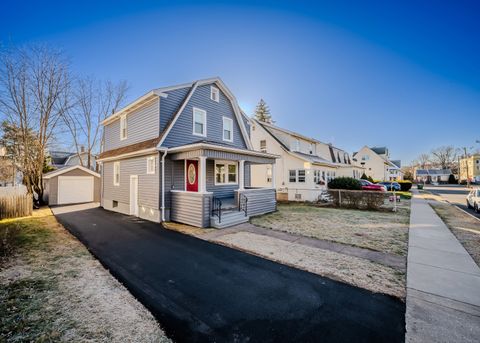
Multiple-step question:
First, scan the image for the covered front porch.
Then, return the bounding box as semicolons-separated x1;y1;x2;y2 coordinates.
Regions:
165;143;278;228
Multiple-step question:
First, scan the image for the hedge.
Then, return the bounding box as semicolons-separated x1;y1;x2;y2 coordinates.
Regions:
328;189;385;210
328;177;362;190
396;180;412;192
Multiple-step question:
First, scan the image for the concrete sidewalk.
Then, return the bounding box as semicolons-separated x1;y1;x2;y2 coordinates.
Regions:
406;191;480;342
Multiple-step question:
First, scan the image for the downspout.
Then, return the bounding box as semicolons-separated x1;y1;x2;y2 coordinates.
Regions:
161;149;168;222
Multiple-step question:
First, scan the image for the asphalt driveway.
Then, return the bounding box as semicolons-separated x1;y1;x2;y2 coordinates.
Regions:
53;204;405;343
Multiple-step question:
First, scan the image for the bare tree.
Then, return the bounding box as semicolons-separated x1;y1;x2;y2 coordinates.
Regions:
0;45;70;202
431;146;458;170
417;153;430;169
63;78;128;169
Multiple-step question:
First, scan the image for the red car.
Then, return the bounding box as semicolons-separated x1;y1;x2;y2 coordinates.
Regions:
359;179;387;192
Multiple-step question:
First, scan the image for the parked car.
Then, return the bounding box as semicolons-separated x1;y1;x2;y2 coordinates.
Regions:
359;179;387;192
466;187;480;213
378;181;401;191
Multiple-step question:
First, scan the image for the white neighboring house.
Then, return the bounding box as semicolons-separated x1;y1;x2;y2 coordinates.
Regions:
414;168;451;184
352;146;403;181
250;119;363;201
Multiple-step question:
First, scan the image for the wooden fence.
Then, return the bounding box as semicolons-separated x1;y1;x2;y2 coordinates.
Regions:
0;193;33;219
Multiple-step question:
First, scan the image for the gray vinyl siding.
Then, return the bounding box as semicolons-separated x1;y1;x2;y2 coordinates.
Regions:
104;98;160;151
162;83;247;149
160;87;190;132
206;159;238;198
239;188;276;217
161;158;184;210
170;191;211;227
103;154;159;209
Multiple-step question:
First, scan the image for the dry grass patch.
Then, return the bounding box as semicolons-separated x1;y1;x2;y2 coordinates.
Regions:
430;202;480;266
0;208;171;343
214;231;405;298
251;202;410;256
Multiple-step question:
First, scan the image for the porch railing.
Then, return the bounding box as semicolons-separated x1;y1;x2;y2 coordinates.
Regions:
211;196;222;223
239;193;248;217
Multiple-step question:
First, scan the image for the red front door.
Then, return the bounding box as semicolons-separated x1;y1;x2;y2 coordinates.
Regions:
186;160;198;192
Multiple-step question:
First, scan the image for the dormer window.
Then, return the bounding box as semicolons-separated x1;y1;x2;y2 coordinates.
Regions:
193;107;207;137
120;114;127;140
308;143;313;154
222;117;233;142
210;86;219;102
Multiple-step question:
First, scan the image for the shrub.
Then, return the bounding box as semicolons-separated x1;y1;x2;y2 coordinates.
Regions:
367;176;374;183
328;177;362;190
397;180;412;192
360;173;369;180
448;174;457;184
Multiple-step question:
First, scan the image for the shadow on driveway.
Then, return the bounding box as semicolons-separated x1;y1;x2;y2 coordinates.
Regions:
53;205;405;343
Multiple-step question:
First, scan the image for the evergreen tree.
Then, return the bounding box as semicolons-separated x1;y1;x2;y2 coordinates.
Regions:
360;173;369;180
254;99;273;123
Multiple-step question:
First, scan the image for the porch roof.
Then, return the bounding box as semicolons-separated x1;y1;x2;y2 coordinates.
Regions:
164;141;278;164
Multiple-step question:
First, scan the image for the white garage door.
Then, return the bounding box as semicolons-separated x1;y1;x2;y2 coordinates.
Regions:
57;176;94;204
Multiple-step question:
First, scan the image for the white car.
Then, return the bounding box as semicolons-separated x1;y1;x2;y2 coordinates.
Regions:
466;188;480;213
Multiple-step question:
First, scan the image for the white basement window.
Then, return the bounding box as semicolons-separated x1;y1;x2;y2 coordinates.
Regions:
146;156;156;174
223;117;233;142
113;162;120;186
193;107;207;137
210;86;220;102
120;114;127;140
215;161;237;185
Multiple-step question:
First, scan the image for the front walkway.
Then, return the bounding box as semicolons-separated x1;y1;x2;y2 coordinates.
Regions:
406;190;480;342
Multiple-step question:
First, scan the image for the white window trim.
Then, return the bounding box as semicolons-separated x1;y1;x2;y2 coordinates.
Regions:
113;161;120;186
214;160;238;185
288;169;297;183
120;114;127;140
146;156;156;174
210;86;220;102
192;107;207;137
222;117;233;142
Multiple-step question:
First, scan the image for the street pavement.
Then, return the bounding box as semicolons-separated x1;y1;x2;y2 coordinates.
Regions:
424;184;480;219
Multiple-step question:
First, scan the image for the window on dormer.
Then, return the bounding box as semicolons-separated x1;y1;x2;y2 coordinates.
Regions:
193;107;206;136
210;86;219;102
294;139;300;151
222;117;233;142
120;115;127;140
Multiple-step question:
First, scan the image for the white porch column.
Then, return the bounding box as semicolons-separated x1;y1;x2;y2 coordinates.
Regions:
239;160;245;190
199;156;207;193
271;163;276;188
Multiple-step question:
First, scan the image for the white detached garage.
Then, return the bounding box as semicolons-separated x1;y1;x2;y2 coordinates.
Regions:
43;165;101;205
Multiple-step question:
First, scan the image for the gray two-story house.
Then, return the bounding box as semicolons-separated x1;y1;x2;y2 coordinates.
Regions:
97;77;278;228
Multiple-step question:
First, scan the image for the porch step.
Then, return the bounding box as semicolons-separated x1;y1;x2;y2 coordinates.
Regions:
211;211;249;229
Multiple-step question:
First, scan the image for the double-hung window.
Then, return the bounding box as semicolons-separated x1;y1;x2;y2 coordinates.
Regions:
146;156;156;174
193;107;206;136
298;170;306;183
222;117;233;142
215;161;237;185
266;166;272;183
210;86;219;102
113;162;120;186
289;170;296;183
260;140;267;153
120;115;127;140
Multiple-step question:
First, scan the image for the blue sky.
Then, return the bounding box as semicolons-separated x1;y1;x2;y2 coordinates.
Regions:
1;0;479;163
